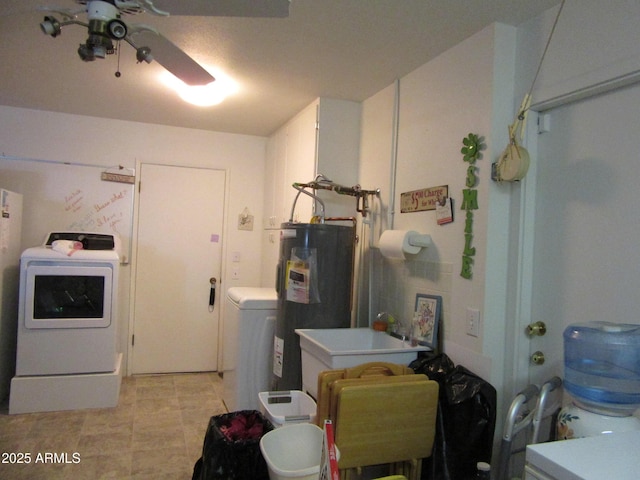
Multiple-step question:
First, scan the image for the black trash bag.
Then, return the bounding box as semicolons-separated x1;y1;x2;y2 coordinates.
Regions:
410;352;455;385
192;410;274;480
411;353;497;480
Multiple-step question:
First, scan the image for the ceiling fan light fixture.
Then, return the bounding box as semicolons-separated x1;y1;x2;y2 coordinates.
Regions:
107;19;128;40
40;16;62;37
77;43;95;61
136;46;153;64
92;44;108;59
178;84;226;107
161;69;239;107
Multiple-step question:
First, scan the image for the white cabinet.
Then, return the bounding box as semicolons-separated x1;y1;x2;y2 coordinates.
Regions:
283;101;317;224
263;97;361;228
260;229;280;289
263;127;287;229
260;97;361;287
314;98;361;219
263;101;316;228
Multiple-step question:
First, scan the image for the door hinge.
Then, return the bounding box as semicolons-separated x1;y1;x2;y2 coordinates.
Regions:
131;334;135;346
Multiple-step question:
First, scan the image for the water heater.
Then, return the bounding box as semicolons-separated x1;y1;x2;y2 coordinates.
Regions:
272;222;355;391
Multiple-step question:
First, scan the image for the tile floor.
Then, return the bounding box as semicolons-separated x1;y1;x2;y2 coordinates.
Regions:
0;372;228;479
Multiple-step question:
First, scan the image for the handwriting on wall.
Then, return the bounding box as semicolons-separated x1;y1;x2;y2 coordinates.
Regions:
0;156;134;261
63;187;130;237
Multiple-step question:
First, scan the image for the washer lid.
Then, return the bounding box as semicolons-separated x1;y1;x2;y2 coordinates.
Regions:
227;287;278;309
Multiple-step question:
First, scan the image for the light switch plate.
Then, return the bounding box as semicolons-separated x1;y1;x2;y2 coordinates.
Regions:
466;307;480;337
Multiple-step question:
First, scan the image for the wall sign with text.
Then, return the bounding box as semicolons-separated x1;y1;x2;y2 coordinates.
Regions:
400;185;449;213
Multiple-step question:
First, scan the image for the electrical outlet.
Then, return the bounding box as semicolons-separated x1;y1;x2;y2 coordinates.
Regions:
466;307;480;337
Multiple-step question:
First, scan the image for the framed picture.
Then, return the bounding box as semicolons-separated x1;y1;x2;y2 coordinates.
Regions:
413;294;441;349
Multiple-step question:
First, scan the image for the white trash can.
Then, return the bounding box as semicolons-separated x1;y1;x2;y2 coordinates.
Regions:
259;423;331;480
258;390;317;427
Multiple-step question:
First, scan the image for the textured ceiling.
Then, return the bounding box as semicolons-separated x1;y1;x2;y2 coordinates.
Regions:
0;1;560;137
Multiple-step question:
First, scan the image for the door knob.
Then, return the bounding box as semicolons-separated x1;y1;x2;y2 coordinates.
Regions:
527;321;547;337
531;351;545;365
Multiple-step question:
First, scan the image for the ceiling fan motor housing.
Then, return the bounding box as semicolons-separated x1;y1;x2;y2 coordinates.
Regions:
86;1;120;23
80;1;123;60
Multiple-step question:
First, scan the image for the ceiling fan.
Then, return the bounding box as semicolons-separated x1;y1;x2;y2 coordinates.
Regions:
38;0;290;85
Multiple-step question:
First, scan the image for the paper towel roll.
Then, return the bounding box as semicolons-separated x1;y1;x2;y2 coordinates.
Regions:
379;230;421;259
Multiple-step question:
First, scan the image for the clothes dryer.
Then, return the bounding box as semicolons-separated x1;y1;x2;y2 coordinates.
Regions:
15;240;119;376
10;232;122;414
222;287;277;411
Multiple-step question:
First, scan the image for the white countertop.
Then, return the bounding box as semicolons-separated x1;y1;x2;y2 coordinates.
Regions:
526;431;640;480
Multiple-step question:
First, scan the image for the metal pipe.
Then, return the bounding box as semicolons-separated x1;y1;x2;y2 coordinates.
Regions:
289;183;326;222
292;178;379;218
388;78;400;229
293;180;378;198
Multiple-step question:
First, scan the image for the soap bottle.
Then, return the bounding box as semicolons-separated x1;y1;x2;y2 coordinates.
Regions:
475;461;491;479
386;314;396;334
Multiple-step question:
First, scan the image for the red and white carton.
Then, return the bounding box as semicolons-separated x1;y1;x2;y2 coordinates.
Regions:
320;419;340;480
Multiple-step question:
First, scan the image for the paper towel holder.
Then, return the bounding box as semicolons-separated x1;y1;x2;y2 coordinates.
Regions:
379;229;432;259
407;232;431;248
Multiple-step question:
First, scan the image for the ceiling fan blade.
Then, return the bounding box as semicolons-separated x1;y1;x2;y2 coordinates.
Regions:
127;29;215;85
149;0;290;18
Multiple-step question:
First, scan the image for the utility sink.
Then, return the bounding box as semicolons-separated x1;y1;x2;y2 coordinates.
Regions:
295;328;429;398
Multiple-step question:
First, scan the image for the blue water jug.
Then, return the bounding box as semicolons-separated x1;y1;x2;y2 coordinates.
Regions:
564;321;640;414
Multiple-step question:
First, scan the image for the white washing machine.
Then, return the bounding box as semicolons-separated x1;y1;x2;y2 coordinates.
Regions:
222;287;277;412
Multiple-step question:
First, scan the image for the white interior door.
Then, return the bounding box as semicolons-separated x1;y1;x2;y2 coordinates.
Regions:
132;164;225;374
526;82;640;386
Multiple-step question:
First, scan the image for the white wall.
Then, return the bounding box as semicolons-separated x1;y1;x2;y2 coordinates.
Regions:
516;0;640;110
357;22;547;460
360;24;518;387
0;105;267;371
359;0;640;439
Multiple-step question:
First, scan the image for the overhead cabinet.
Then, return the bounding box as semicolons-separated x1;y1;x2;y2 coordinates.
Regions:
261;97;361;287
263;97;361;228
